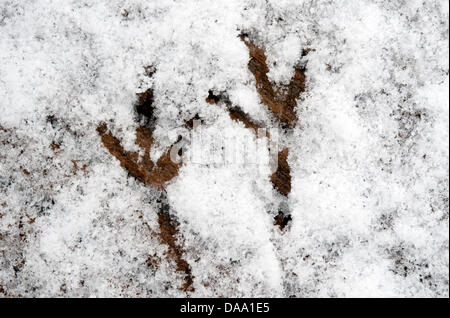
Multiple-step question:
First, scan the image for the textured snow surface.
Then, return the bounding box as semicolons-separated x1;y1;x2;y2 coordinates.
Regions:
0;0;448;297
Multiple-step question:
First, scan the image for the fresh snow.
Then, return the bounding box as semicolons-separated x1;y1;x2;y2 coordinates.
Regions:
0;0;448;297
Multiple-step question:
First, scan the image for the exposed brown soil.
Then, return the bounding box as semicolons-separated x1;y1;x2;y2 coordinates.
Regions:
271;148;291;196
274;211;292;231
240;35;306;128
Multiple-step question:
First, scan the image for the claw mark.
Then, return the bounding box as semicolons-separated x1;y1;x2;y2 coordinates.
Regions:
206;90;262;134
240;34;306;128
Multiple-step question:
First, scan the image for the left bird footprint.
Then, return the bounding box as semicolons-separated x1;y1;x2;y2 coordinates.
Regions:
97;87;195;292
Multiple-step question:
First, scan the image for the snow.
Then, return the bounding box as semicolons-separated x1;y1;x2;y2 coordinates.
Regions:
0;0;448;297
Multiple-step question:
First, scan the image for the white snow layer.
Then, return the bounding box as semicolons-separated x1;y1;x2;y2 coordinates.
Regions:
0;0;448;297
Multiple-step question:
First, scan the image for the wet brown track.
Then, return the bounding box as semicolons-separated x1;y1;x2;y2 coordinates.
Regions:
97;92;195;291
240;34;306;128
206;35;309;230
207;35;307;201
